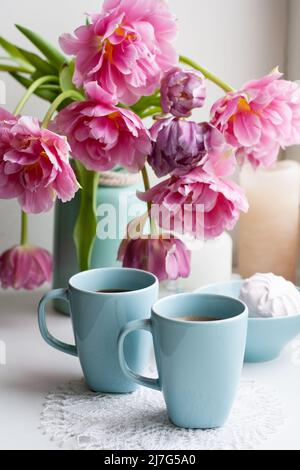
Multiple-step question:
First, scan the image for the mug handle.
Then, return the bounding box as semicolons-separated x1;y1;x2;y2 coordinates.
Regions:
118;319;161;391
38;289;78;357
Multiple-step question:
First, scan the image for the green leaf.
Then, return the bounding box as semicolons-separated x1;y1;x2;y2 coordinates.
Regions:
0;56;16;62
19;48;57;76
0;63;32;73
31;69;45;81
15;24;66;70
59;60;76;92
130;93;161;114
74;163;98;272
10;72;59;102
0;37;34;73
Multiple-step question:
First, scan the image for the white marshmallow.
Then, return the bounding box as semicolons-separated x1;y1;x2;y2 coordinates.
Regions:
239;273;300;318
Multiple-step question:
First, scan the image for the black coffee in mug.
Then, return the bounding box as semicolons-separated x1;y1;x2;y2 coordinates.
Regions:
177;316;221;322
97;289;133;293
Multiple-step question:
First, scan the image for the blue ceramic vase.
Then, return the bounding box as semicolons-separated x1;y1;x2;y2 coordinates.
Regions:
52;176;145;313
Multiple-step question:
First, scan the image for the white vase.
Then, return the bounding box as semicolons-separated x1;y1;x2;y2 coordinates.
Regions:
179;232;233;292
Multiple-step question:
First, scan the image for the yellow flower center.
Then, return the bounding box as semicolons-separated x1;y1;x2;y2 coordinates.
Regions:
105;41;114;63
99;24;137;64
237;98;252;113
108;112;120;129
229;97;254;123
115;26;126;37
40;150;48;159
24;150;48;177
108;111;120;120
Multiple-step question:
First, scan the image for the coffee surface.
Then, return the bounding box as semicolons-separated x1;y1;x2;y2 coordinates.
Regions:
176;316;221;322
96;289;132;293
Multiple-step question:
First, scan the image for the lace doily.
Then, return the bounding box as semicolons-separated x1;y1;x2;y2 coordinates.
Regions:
40;380;284;450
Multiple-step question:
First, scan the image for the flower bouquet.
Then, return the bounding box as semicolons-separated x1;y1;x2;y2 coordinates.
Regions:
1;0;300;289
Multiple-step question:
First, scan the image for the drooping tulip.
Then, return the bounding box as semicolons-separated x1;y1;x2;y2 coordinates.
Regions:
118;235;191;281
138;168;249;239
0;110;79;214
211;70;300;168
0;245;52;290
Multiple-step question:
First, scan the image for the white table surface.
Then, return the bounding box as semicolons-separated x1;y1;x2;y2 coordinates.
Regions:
0;289;300;450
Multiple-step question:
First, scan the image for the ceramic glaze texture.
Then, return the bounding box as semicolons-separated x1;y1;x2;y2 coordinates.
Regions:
119;294;248;429
39;268;158;393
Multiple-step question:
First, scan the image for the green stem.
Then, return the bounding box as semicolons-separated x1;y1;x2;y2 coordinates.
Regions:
20;211;28;245
74;162;99;272
140;107;162;119
179;55;234;93
14;77;61;250
14;75;59;115
142;166;156;234
41;91;86;272
41;90;84;128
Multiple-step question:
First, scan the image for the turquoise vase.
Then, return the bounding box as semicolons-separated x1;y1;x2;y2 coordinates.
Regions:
52;176;145;313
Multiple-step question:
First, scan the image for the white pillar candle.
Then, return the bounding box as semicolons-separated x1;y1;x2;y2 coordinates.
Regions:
179;232;233;292
238;160;300;282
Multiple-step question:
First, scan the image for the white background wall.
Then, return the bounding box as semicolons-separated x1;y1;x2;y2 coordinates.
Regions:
0;0;289;255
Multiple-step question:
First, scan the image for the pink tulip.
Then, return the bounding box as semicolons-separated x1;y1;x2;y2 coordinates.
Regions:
211;71;300;169
138;168;249;239
0;109;79;214
54;82;151;172
118;235;191;281
59;0;178;105
201;123;237;177
0;245;52;290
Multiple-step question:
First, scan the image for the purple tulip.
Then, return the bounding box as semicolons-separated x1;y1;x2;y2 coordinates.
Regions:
118;235;191;281
148;117;207;177
148;118;237;178
161;67;206;118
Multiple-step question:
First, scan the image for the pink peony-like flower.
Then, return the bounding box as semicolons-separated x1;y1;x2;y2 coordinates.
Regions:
0;108;19;198
201;123;237;177
59;0;178;105
54;82;151;172
0;245;52;290
118;235;191;281
148;118;236;178
0;109;79;214
138;168;249;239
211;71;300;169
161;67;206;118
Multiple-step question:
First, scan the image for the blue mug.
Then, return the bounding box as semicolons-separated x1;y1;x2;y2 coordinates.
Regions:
38;268;159;393
118;293;248;429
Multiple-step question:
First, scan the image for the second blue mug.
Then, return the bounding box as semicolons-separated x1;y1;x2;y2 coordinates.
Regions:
118;293;248;429
38;268;159;393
